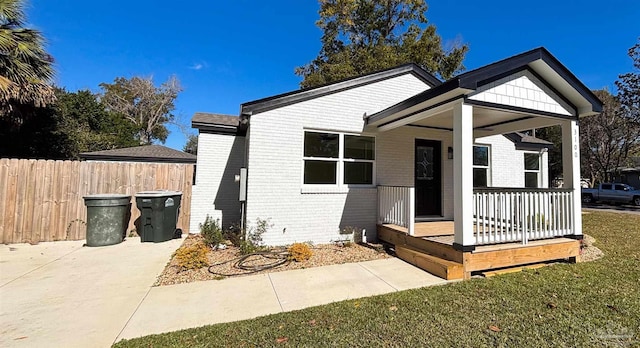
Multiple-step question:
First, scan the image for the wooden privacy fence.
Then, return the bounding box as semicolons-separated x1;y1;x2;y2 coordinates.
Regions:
0;158;194;244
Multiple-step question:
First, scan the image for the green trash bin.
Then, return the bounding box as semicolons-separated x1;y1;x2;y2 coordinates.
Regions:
83;194;131;247
135;190;182;243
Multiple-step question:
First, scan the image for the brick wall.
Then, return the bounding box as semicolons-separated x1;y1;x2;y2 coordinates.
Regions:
189;132;245;234
245;73;430;245
476;134;549;188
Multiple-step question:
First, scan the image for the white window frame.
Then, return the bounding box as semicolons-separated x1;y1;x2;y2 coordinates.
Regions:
472;144;491;188
523;152;541;188
302;130;376;192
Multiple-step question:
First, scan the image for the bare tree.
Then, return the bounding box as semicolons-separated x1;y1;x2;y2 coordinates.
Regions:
615;39;640;163
99;75;182;145
580;89;635;184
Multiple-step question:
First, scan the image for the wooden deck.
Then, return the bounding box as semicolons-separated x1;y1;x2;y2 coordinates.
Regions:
378;222;580;280
382;221;455;237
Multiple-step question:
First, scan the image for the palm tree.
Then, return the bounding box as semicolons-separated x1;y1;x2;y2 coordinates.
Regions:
0;0;55;122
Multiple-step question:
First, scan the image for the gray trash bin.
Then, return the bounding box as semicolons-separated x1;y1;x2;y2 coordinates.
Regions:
83;194;132;247
135;190;182;243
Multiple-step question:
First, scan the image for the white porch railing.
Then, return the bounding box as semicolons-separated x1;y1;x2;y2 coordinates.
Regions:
473;188;574;245
378;186;415;235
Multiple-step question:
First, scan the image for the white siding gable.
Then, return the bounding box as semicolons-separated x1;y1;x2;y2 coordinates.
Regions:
468;70;574;116
245;73;430;246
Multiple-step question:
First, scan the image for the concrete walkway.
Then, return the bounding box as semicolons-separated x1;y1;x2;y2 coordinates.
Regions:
1;238;448;347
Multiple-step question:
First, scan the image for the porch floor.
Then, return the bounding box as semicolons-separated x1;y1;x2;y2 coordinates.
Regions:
383;221;455;238
378;222;580;280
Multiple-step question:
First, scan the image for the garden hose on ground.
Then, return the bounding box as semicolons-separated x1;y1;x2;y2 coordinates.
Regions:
207;250;290;277
206;246;346;277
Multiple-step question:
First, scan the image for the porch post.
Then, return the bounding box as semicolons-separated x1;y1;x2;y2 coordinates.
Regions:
561;119;582;237
453;101;475;250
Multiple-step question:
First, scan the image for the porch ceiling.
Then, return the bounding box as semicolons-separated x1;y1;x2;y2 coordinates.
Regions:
409;106;548;130
381;103;565;137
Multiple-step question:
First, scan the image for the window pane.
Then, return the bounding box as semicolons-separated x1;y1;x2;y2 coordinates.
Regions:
473;146;489;166
344;162;373;185
473;168;488;187
304;160;336;184
524;153;540;170
602;184;612;190
525;172;538;188
304;132;338;158
344;135;375;160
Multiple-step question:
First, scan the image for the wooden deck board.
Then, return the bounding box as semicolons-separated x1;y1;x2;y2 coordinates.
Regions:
384;221;455;237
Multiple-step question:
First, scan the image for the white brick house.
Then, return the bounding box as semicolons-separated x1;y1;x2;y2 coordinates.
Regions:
190;47;601;253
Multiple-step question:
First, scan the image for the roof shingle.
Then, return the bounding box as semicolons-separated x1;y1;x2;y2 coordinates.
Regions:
79;145;196;163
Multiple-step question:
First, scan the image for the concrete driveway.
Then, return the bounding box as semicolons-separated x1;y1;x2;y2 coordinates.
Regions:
0;237;183;347
1;238;448;347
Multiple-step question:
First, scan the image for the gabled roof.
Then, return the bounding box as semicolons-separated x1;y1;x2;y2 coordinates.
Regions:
79;145;196;164
503;132;554;151
240;63;441;115
366;47;603;126
191;112;247;135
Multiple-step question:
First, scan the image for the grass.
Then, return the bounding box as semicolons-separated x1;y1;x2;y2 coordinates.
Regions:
114;212;640;347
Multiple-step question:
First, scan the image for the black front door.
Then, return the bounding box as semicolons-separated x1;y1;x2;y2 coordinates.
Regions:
415;139;442;217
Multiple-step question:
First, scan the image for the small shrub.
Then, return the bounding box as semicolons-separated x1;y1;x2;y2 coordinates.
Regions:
200;215;224;248
288;243;313;262
174;242;209;271
238;240;257;255
239;218;272;255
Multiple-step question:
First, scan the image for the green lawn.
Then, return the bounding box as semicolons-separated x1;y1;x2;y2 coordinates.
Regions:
114;212;640;347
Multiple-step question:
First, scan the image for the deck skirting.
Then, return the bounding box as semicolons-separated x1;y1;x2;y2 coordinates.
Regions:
378;223;580;280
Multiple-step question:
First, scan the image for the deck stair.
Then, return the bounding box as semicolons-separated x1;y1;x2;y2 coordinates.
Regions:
379;224;464;280
394;244;464;280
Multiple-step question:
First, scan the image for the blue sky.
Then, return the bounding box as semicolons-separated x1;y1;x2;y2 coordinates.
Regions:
29;1;639;150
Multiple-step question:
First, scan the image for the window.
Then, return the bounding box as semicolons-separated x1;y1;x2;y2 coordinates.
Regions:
303;132;338;184
473;145;490;187
303;131;375;186
524;153;540;188
615;184;628;191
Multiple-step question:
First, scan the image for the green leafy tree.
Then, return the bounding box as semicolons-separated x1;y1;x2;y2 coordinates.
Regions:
296;0;468;88
54;89;139;156
0;88;139;159
183;134;198;155
0;0;55;123
99;75;182;145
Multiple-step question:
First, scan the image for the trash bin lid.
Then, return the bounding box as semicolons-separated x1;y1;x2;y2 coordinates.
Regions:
83;194;131;207
83;194;131;200
135;190;182;198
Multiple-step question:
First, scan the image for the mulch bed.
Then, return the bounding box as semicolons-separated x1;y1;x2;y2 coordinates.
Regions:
154;234;391;286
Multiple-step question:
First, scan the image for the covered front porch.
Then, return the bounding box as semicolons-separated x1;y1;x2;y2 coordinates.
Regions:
365;48;602;279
